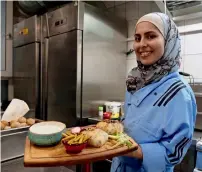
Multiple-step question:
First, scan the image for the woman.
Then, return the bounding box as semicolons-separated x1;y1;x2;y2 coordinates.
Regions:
111;13;197;172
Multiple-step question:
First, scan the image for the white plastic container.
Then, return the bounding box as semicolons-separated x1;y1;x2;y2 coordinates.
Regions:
104;102;121;114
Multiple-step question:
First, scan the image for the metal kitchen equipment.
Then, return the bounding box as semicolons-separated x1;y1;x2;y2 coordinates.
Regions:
41;2;127;126
3;1;126;167
2;16;42;162
12;1;126;127
179;71;195;85
195;92;202;131
194;138;202;171
1;127;30;162
191;83;202;131
180;72;202;131
13;15;41;119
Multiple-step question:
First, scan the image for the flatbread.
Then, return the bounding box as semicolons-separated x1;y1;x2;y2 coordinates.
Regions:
1;99;29;122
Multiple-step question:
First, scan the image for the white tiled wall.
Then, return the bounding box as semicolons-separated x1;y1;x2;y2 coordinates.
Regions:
105;1;202;83
115;3;126;20
125;1;139;21
138;1;152;18
127;19;137;39
184;32;202;55
103;1;115;8
104;1;161;76
176;18;202;83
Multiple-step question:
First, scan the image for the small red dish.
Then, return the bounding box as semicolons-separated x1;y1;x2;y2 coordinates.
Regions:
62;141;87;153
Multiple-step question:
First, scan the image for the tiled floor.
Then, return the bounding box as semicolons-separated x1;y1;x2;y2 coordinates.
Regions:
1;157;76;172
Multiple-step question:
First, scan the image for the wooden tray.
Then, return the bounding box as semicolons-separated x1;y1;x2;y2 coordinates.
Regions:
24;136;138;167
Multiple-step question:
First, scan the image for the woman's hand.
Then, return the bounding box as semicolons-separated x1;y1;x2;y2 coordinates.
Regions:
124;144;143;160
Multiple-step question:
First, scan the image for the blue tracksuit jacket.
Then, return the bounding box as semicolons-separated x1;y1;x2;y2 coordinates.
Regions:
111;72;197;172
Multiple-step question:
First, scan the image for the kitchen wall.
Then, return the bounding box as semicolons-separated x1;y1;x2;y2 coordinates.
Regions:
2;1;202;105
104;1;202;84
176;18;202;83
104;1;161;77
0;1;161;104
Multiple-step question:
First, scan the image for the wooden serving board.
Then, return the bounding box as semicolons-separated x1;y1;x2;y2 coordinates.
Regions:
24;136;138;167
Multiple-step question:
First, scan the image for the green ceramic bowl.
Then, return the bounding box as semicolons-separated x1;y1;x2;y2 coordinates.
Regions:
28;121;66;146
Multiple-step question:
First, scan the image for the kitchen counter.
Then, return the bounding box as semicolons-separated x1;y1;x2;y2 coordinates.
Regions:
87;116;102;123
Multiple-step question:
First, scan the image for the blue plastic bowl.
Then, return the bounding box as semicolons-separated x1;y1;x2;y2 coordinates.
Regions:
28;121;66;146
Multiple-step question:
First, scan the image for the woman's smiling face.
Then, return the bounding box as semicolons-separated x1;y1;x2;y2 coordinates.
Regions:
134;21;165;66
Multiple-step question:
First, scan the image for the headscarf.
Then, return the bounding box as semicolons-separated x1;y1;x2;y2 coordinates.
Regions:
126;12;181;93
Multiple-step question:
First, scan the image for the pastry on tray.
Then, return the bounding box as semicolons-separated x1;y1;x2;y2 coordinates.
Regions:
96;119;124;135
61;120;132;153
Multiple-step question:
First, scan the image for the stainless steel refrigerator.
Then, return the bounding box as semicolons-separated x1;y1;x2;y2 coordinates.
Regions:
13;15;41;119
13;2;127;127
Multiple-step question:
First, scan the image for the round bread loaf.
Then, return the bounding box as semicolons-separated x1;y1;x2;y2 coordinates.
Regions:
1;120;9;126
26;118;35;126
18;117;27;123
1;122;6;130
11;121;21;128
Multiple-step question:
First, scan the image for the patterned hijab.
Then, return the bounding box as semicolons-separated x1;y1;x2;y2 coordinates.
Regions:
126;12;181;93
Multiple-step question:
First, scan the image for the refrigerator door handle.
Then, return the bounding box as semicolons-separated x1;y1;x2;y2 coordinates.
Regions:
43;38;49;121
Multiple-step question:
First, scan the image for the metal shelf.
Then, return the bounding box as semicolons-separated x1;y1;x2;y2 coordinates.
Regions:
195;92;202;98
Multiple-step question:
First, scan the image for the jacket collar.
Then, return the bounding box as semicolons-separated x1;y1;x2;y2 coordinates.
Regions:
129;72;180;106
